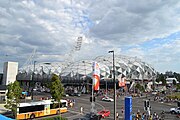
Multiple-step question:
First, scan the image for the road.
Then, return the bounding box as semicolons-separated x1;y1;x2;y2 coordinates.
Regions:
1;92;179;120
61;94;179;120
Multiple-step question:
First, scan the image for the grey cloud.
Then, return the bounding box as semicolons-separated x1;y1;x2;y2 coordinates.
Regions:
0;0;180;73
88;0;180;45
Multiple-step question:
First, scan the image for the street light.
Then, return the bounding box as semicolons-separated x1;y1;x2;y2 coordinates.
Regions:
108;50;116;120
40;66;44;82
31;61;36;100
43;62;51;82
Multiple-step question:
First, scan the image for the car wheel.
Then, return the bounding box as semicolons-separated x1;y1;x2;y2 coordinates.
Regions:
171;111;175;114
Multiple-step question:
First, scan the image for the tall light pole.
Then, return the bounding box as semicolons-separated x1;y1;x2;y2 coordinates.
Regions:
31;61;36;100
108;50;116;120
44;62;51;82
41;66;44;82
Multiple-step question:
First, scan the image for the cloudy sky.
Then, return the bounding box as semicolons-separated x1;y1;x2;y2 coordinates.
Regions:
0;0;180;73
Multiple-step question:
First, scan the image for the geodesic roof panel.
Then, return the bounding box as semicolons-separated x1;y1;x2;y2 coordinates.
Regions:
61;60;110;79
19;62;65;75
19;55;157;81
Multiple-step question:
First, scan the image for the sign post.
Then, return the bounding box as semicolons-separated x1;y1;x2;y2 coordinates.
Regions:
125;96;132;120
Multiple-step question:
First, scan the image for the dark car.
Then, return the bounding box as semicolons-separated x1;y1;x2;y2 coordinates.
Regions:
84;113;102;120
74;92;81;97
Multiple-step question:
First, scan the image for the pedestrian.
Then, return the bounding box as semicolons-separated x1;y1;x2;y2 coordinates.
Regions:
73;99;75;104
132;113;136;120
136;112;139;119
121;107;124;118
121;107;124;114
149;114;153;120
116;112;119;119
80;106;83;114
142;113;145;120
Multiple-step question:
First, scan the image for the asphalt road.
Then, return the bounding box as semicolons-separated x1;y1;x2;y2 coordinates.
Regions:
61;94;179;120
1;92;179;120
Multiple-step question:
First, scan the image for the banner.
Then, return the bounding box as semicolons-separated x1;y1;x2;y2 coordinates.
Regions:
92;62;100;91
118;74;126;87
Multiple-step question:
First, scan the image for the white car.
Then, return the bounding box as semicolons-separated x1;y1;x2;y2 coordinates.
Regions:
170;107;180;114
102;97;114;102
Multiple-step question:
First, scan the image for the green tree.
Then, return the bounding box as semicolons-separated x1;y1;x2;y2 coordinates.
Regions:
49;74;64;116
4;81;22;118
176;84;180;90
135;83;145;92
157;73;166;85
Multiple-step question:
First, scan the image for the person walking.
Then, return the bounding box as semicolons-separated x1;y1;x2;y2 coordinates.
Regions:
80;106;83;114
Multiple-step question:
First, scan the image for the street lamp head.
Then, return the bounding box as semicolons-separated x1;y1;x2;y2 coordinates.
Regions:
108;50;114;53
43;62;51;65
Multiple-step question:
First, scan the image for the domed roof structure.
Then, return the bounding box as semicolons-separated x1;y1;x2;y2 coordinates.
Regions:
18;55;157;81
61;60;110;79
19;62;65;75
95;55;156;80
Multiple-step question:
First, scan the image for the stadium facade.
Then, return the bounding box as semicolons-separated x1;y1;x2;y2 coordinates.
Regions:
17;55;157;85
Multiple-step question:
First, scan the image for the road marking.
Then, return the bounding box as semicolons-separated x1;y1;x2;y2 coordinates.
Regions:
95;102;105;110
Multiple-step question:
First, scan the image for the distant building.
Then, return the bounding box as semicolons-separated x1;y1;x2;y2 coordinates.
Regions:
166;77;179;84
0;62;18;101
2;62;18;85
0;85;6;101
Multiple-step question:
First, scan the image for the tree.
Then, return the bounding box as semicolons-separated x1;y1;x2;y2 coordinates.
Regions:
4;81;22;118
49;74;64;115
157;73;166;85
176;84;180;90
135;83;145;92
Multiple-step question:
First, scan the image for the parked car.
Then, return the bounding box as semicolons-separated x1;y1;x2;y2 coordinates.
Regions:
74;92;81;97
97;110;110;118
63;93;69;97
170;107;180;114
102;97;114;102
152;91;158;95
84;113;102;120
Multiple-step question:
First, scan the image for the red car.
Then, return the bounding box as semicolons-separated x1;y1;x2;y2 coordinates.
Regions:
98;110;110;118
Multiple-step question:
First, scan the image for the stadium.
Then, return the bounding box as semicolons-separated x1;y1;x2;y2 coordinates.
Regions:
17;55;157;91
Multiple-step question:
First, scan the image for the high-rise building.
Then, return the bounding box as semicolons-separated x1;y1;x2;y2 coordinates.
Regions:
2;61;18;85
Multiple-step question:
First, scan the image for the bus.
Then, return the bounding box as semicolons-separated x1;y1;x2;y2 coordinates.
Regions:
16;99;68;119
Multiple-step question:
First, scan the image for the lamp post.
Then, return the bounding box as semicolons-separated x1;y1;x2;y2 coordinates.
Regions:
44;62;51;82
31;61;36;100
41;66;44;82
108;50;116;120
